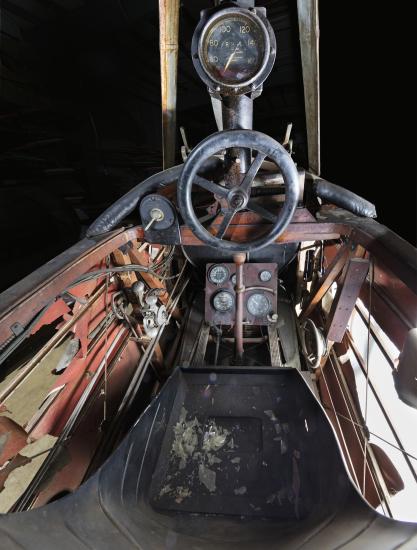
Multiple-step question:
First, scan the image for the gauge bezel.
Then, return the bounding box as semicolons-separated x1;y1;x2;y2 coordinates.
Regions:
246;292;271;317
192;7;276;96
212;289;235;312
208;264;230;285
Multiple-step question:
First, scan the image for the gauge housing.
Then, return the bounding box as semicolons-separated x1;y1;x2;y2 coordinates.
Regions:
212;290;235;312
208;264;230;285
192;6;276;97
246;292;271;317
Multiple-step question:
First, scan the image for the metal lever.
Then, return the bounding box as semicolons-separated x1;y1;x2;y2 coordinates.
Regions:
180;126;191;161
233;252;246;364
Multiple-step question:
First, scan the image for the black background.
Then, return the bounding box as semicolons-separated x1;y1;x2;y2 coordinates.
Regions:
320;2;416;245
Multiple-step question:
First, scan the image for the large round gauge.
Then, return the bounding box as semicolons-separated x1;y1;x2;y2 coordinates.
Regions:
213;290;235;312
247;292;270;317
192;7;276;94
201;14;266;85
208;264;229;285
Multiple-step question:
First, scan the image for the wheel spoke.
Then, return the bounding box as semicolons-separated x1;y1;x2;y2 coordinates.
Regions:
198;211;218;224
239;152;267;194
194;175;228;197
215;209;236;239
247;199;278;223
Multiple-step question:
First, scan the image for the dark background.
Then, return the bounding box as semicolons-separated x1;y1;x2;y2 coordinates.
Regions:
320;2;416;247
0;0;415;290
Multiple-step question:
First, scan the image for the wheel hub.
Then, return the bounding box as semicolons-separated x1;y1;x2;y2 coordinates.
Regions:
228;188;248;210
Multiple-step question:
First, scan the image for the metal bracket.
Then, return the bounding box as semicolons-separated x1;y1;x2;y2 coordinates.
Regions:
10;322;24;337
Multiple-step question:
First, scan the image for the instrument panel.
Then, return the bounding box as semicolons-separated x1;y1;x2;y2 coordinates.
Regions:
205;262;277;325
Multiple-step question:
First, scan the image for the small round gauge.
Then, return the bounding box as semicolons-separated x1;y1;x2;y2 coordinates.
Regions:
247;293;271;317
259;270;272;282
231;273;237;285
213;290;235;312
208;264;230;285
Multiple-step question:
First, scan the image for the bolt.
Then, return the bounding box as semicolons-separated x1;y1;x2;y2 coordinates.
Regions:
150;208;164;221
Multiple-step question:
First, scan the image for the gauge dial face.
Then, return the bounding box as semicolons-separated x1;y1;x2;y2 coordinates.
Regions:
208;264;230;285
201;14;266;85
247;293;270;317
259;270;272;282
213;290;235;312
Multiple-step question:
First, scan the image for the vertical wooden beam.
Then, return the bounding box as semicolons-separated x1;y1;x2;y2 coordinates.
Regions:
297;0;320;174
159;0;180;169
326;258;370;342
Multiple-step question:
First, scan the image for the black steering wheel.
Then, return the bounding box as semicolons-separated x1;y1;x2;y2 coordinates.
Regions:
177;129;299;253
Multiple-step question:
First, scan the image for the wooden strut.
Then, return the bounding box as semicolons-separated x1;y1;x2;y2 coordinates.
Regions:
326;257;370;343
300;243;350;321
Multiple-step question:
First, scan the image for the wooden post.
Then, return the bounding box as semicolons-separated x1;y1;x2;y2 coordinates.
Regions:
297;0;320;174
159;0;180;169
326;258;370;342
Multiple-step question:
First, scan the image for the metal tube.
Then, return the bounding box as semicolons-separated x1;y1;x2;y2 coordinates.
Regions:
213;337;267;344
233;253;246;363
159;0;180;169
222;95;253;173
221;95;253;130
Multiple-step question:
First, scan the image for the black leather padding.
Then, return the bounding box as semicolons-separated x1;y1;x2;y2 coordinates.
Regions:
0;367;415;550
86;157;222;237
314;179;377;218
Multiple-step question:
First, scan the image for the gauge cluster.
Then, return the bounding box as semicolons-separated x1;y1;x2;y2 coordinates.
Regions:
205;262;277;325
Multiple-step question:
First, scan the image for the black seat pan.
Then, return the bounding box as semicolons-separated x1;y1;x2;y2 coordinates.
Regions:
0;367;415;549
